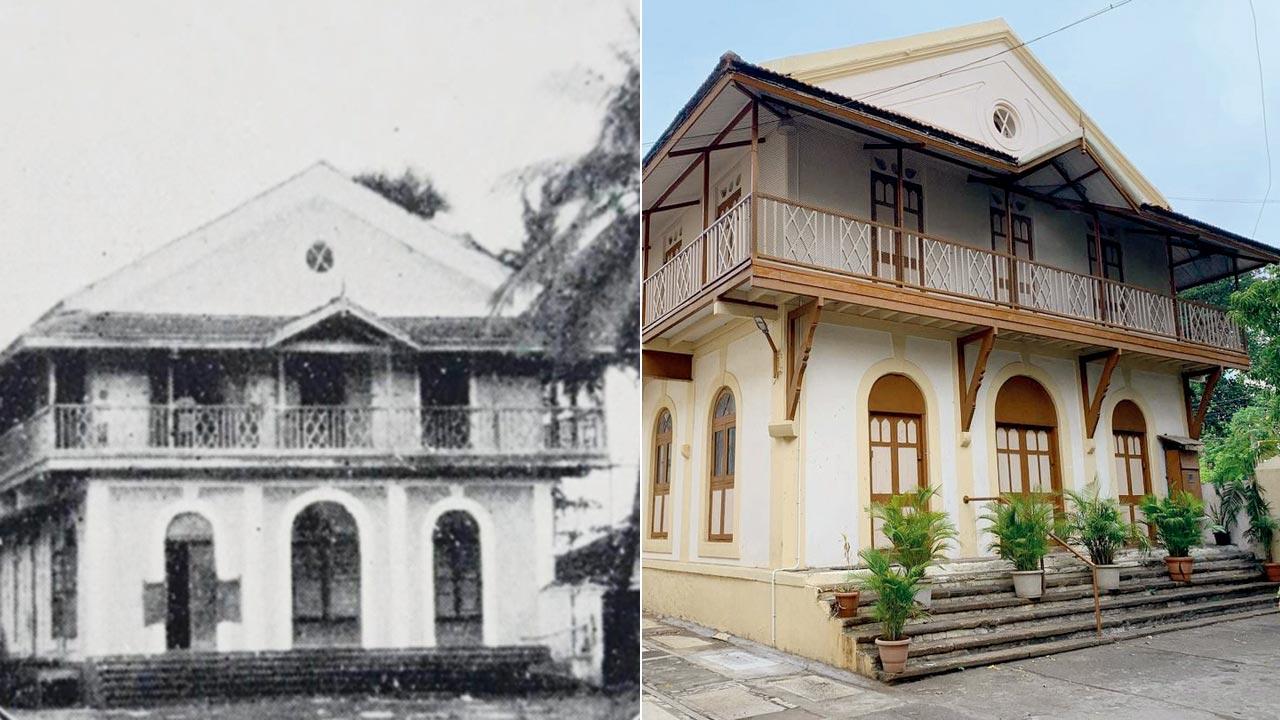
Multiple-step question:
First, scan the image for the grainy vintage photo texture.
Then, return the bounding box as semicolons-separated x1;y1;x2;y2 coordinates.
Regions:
0;1;640;717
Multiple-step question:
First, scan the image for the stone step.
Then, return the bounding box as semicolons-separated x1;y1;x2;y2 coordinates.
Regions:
825;557;1261;609
881;604;1279;682
840;568;1266;627
905;588;1277;660
846;579;1279;643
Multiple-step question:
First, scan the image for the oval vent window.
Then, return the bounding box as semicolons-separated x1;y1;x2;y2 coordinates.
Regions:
992;103;1019;140
306;241;335;273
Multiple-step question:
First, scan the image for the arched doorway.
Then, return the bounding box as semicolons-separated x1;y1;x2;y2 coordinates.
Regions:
868;373;927;547
433;510;483;646
994;376;1062;506
1112;400;1152;530
292;502;361;646
165;513;217;651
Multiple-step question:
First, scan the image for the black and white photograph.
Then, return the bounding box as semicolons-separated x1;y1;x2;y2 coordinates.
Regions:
0;1;640;717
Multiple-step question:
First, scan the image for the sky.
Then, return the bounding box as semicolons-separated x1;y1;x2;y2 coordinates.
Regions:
0;0;637;347
643;0;1280;250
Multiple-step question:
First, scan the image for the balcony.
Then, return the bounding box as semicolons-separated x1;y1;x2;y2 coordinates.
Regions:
642;194;1245;356
0;403;606;479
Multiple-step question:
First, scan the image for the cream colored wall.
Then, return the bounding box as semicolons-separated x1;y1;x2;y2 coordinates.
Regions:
77;477;552;658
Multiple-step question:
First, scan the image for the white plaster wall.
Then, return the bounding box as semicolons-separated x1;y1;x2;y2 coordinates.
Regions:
802;324;893;567
79;477;552;658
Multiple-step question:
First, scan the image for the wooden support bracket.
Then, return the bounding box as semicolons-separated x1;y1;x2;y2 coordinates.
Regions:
1182;366;1222;440
957;327;996;433
786;297;825;421
1079;348;1120;438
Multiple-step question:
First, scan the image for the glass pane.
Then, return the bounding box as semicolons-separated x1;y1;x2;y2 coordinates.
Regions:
906;418;917;444
710;490;723;536
1129;458;1145;494
871;446;893;494
713;431;724;476
996;427;1008;450
895;419;907;443
1008;429;1020;451
1113;454;1128;494
997;453;1011;494
898;447;919;492
723;488;734;535
726;427;736;475
870;417;883;442
1037;456;1052;492
1007;452;1023;494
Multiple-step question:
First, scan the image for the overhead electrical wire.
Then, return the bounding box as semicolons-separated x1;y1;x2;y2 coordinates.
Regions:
1247;0;1272;237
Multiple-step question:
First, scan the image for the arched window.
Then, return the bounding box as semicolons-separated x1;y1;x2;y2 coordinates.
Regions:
994;376;1062;504
434;510;483;646
650;409;674;539
1112;400;1151;529
708;388;736;542
292;502;361;647
868;374;927;547
165;513;216;651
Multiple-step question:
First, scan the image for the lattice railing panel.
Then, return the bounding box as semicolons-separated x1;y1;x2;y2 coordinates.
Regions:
1105;283;1175;336
1178;301;1244;351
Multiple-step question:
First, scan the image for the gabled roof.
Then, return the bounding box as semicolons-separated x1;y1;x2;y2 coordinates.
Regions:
265;296;422;351
58;162;510;319
761;19;1169;208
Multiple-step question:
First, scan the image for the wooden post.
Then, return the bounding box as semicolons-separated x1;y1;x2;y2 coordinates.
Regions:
895;146;905;283
166;351;176;447
1166;237;1182;340
1092;208;1108;322
701;150;710;284
45;354;56;407
751;100;759;257
1005;188;1017;306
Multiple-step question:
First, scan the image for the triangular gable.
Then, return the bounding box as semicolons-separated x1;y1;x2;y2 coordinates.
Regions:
763;19;1168;208
266;297;422;351
59;162;512;319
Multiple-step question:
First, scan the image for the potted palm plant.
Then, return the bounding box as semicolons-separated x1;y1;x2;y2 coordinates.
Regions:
833;533;860;618
1063;485;1147;591
867;486;957;608
859;547;924;674
1241;480;1280;582
981;494;1053;599
1139;492;1205;582
1209;477;1246;545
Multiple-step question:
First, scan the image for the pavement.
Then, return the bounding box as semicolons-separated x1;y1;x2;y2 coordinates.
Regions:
642;611;1280;720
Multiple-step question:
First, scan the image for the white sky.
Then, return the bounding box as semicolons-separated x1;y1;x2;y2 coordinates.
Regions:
0;0;637;347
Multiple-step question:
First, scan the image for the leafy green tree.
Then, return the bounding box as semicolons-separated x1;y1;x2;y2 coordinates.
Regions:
355;168;450;220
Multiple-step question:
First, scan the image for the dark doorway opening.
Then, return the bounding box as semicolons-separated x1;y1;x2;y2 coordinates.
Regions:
165;513;217;651
292;502;361;647
433;511;482;646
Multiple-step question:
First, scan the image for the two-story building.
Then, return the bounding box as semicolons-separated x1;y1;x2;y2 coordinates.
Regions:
0;163;609;696
640;20;1280;676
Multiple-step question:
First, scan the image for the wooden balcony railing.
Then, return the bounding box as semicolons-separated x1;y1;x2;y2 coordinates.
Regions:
643;193;1245;353
0;404;605;472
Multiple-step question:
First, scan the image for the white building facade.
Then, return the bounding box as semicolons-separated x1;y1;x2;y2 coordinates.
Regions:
640;20;1278;667
0;164;609;664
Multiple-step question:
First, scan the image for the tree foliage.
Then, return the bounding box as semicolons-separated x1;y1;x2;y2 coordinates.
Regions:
494;52;640;372
355;168;450;220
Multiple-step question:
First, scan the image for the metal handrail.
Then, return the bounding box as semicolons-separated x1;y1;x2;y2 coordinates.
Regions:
964;494;1103;638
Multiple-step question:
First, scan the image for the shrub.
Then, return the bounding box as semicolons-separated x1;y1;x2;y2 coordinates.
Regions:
1139;492;1205;557
858;547;924;641
1208;477;1247;536
981;494;1054;571
1242;481;1278;562
1063;484;1147;566
867;486;957;573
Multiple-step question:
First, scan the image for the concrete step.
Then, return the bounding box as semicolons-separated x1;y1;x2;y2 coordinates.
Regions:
847;579;1278;643
906;588;1277;660
840;568;1267;628
881;605;1279;682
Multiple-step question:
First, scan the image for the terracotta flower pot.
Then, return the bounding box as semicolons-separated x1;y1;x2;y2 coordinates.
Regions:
833;590;860;618
1011;569;1044;599
875;637;912;674
1263;562;1280;583
1165;556;1194;582
1095;564;1121;591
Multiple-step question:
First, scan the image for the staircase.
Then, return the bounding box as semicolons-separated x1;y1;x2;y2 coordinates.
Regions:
834;546;1279;682
81;645;571;708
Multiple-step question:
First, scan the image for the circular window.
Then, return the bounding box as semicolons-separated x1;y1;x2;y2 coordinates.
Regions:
992;104;1019;140
305;241;335;273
